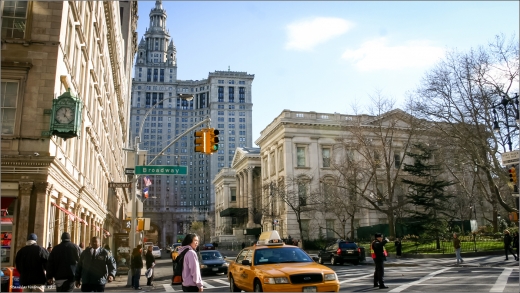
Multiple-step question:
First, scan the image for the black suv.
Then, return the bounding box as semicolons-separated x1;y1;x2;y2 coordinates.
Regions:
318;241;366;265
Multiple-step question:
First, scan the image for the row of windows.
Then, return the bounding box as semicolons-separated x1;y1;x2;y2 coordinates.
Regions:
217;80;246;85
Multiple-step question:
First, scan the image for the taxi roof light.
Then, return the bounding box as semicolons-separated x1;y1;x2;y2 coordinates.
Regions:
257;230;284;246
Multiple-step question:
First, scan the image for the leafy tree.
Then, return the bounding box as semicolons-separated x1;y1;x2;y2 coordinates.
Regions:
401;143;455;248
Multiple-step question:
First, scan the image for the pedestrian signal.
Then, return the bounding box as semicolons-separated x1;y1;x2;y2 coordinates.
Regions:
194;129;206;153
205;128;219;154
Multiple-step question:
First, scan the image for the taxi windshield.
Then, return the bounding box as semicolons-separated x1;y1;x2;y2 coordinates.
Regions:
254;247;312;265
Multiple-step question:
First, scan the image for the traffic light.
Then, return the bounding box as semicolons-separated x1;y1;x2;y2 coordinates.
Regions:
137;218;144;231
205;128;219;154
194;129;207;153
509;167;517;184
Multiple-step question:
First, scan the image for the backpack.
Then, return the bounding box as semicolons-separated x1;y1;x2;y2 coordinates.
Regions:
171;248;190;285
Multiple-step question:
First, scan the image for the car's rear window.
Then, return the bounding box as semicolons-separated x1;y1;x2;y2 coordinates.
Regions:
339;242;358;249
153;246;160;251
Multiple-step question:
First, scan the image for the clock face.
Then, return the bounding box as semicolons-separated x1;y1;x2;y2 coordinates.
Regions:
55;107;75;124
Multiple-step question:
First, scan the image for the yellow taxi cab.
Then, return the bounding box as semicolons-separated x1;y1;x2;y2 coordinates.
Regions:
227;231;339;292
171;245;181;260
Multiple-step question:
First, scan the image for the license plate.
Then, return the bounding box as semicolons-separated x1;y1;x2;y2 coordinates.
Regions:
212;268;219;271
303;286;316;292
347;251;353;254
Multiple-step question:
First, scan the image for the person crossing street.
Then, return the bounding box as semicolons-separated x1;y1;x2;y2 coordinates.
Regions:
371;233;389;289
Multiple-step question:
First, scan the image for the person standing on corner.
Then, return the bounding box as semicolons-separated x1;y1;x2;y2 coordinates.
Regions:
145;245;155;286
512;231;519;258
178;233;203;292
371;233;389;289
453;233;463;264
130;247;143;290
394;238;402;258
503;230;518;261
15;233;49;292
46;232;81;292
75;236;116;292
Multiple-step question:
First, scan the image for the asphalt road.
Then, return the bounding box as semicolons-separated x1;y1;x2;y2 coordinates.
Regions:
98;251;518;293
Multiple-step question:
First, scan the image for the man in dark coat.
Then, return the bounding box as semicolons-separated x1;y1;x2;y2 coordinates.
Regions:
371;233;389;289
503;230;518;261
145;245;156;286
75;236;116;292
15;233;49;292
46;232;82;291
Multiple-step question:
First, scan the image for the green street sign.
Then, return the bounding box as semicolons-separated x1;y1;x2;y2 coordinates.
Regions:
135;165;188;175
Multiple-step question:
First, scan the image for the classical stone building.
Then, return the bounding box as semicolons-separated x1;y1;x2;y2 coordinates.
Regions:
129;1;255;246
1;1;137;266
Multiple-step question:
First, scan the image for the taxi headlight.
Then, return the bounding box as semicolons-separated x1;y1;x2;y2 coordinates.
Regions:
324;273;337;281
263;277;289;284
200;264;207;269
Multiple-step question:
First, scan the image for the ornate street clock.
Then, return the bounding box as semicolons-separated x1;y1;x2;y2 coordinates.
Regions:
49;89;82;140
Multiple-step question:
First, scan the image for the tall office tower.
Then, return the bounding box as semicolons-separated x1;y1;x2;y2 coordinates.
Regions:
130;1;254;245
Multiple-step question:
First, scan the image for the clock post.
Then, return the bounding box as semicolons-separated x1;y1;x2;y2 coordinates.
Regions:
49;88;83;140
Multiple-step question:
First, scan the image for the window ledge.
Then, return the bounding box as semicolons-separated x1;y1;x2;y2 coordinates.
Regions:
295;167;311;170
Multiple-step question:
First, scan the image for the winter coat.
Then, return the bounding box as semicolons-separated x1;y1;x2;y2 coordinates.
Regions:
46;240;81;281
178;245;203;289
75;247;116;285
504;233;512;247
131;253;144;270
371;239;388;262
453;238;461;249
145;251;155;269
15;242;49;286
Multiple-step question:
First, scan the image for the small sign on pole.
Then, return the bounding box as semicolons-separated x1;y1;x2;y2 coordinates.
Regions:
501;151;519;165
108;182;132;188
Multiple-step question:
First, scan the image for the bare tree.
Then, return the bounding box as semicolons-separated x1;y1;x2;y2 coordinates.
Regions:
410;34;519;231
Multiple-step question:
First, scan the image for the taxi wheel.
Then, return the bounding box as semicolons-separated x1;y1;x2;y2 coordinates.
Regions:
230;275;241;292
330;256;336;266
253;280;263;292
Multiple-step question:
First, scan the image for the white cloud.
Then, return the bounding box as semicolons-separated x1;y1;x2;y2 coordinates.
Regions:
341;38;445;71
285;17;353;51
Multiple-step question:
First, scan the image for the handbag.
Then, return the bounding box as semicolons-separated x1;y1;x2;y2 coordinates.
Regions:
145;267;153;278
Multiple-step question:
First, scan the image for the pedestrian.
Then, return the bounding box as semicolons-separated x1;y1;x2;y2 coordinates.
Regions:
46;232;81;292
297;239;302;248
103;244;111;255
130;247;143;290
177;233;203;292
145;245;155;286
75;236;116;292
241;242;245;249
394;238;402;258
15;233;49;292
47;244;53;254
79;242;84;252
503;230;518;261
371;233;389;289
513;231;519;257
453;233;463;264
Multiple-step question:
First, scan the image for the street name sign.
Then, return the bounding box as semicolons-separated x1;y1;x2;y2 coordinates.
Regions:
135;165;188;175
108;182;132;188
501;151;519;165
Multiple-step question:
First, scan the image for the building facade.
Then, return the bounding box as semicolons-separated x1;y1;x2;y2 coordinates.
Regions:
1;1;137;266
129;1;254;246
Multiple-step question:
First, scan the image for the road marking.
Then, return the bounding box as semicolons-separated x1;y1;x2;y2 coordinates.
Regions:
489;268;513;292
163;284;176;292
339;273;373;284
389;267;451;293
202;281;215;289
212;279;230;285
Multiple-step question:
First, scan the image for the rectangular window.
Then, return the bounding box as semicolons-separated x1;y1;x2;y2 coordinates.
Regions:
297;147;306;167
298;182;307;206
1;81;19;134
394;153;401;169
1;1;28;39
153;69;158;82
147;69;152;82
322;148;331;167
228;87;234;103
230;188;236;202
326;220;335;238
160;69;164;82
239;87;245;103
301;220;310;240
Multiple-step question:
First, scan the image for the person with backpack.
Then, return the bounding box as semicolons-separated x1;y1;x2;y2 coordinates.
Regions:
173;233;203;292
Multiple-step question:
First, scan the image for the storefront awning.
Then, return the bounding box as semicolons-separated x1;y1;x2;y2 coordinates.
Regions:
220;208;248;217
52;202;77;221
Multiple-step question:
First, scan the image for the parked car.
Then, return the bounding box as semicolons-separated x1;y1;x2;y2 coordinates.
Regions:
151;245;161;259
202;243;215;250
318;240;365;265
198;250;228;275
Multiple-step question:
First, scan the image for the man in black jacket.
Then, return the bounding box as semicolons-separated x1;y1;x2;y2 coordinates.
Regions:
145;245;156;286
46;232;81;291
371;233;389;289
75;237;116;292
503;230;518;261
15;233;49;292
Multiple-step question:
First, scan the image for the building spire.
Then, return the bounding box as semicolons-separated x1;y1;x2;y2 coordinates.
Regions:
155;0;162;10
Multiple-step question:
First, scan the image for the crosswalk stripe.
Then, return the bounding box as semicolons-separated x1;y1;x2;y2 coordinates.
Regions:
212;279;230;285
202;281;216;288
389;267;451;293
489;268;513;292
163;284;176;292
339;273;373;284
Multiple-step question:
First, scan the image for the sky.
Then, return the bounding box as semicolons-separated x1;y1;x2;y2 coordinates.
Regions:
135;1;519;145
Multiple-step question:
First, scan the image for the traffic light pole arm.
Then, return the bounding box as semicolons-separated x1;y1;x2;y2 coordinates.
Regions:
147;117;211;166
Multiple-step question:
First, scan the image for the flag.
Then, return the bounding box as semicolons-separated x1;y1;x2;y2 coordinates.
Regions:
143;176;152;187
143;187;149;199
